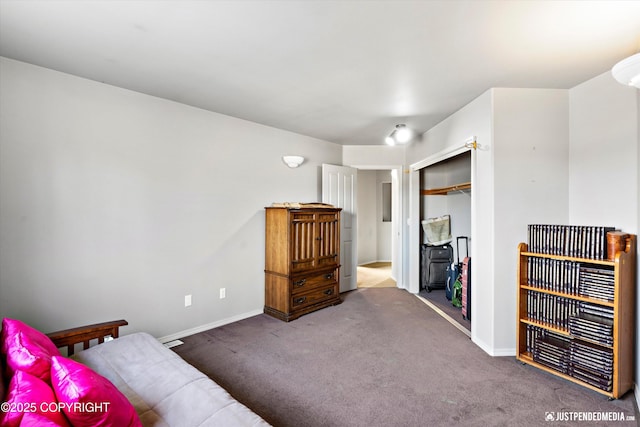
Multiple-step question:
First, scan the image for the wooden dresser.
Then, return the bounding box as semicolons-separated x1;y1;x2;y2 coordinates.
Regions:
264;206;342;321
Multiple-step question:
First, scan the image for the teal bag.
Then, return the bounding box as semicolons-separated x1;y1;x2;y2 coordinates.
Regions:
451;277;462;308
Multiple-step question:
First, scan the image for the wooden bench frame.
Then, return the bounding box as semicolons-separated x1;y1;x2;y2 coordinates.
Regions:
46;319;128;356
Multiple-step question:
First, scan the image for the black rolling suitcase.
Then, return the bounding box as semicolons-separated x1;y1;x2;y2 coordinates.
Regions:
421;244;453;292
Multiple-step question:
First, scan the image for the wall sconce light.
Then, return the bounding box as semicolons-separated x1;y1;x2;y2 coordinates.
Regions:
385;124;414;146
612;52;640;88
282;155;305;168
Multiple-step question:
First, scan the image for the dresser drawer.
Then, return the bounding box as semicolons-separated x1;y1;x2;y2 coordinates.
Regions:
290;269;337;295
291;284;338;310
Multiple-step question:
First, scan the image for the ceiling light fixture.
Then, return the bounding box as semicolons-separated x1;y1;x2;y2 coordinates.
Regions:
612;52;640;88
385;124;414;146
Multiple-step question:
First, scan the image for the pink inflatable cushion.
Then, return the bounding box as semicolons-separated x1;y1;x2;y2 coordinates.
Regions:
20;412;70;427
50;356;141;427
1;318;61;383
0;370;70;427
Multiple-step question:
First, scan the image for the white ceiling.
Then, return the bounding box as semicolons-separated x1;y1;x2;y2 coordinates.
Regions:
1;1;640;145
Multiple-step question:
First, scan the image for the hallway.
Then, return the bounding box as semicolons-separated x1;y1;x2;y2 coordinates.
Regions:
356;262;396;288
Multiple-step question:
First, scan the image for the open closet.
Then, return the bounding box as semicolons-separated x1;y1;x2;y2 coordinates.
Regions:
418;151;472;330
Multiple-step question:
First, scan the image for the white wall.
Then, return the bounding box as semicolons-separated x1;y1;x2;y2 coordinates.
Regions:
568;72;638;232
567;71;639;401
357;170;377;264
492;88;570;354
407;88;569;355
343;145;405;167
0;57;342;338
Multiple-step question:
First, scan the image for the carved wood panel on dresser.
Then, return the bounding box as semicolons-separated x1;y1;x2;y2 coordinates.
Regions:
264;206;342;321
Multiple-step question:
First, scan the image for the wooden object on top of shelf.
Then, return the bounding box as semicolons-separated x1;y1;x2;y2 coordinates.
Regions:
264;206;342;322
516;233;636;399
607;231;629;261
421;181;471;196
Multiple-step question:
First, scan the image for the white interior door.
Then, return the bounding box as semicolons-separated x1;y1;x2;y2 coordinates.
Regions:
322;164;357;292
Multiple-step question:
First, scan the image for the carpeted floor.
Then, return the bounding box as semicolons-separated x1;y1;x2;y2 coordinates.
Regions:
418;287;471;332
173;288;637;427
357;262;396;288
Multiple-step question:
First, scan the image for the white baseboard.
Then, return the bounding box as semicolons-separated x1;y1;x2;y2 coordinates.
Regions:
157;309;263;344
471;335;494;355
490;347;516;357
358;260;392;266
470;334;516;357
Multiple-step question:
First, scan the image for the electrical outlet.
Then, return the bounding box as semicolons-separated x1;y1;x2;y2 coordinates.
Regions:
220;288;226;299
185;294;192;307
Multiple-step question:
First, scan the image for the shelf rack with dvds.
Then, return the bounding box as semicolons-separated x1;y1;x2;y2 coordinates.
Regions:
516;231;636;399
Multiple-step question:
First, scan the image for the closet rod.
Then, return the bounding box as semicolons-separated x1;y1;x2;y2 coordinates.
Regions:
421;181;471;196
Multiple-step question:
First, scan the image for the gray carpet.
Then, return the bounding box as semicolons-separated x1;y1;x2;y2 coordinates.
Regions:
418;288;471;331
173;288;637;426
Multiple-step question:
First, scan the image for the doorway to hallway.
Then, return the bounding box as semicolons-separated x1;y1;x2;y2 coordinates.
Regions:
357;262;396;288
356;168;398;289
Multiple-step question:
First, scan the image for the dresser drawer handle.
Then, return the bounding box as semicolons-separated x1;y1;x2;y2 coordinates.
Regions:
324;289;333;296
324;273;334;280
294;279;306;287
294;297;307;305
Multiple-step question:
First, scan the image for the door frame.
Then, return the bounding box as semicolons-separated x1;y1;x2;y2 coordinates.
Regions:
408;144;476;295
345;164;404;289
